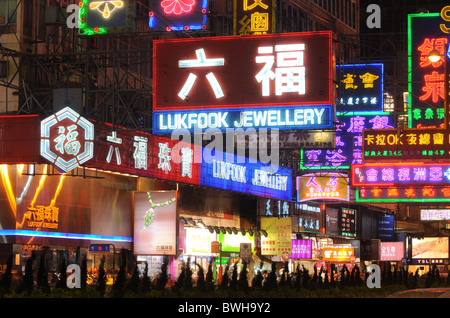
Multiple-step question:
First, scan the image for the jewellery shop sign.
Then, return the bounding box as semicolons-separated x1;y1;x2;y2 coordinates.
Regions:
38;107;292;201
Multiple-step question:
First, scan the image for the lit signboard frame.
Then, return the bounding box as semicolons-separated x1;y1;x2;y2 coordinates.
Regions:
301;112;395;170
296;173;349;202
200;149;293;201
340;207;356;237
78;0;136;36
152;31;334;112
420;209;450;221
148;0;209;32
356;186;450;203
352;162;450;187
362;128;450;162
408;13;447;128
153;104;334;133
412;237;449;265
233;0;276;35
336;63;384;113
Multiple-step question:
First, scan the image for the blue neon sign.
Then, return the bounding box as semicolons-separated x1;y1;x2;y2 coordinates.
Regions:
153;104;334;134
200;149;293;201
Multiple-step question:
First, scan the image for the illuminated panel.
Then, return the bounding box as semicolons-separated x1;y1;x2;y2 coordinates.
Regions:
301;112;395;170
356;186;450;203
352;162;450;187
411;237;449;265
340;207;356;237
289;239;312;259
233;0;275;35
336;64;384;113
322;246;355;262
79;0;136;36
40;107;94;173
380;242;404;261
134;191;177;255
362;128;450;162
200;149;293;201
153;31;333;112
408;13;446;128
420;209;450;221
89;123;202;186
153;104;334;133
149;0;209;32
296;173;349;202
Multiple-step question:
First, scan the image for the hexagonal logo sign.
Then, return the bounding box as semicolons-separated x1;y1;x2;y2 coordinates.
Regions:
40;107;94;173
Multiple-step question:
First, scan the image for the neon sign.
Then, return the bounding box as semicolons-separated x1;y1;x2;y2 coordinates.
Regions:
301;112;395;170
233;0;275;35
296;173;349;202
356;186;450;202
153;105;334;133
78;0;135;35
336;64;384;112
352;162;450;187
153;32;333;112
201;149;293;201
340;207;356;237
149;0;208;31
40;107;94;173
362;128;450;162
408;13;446;128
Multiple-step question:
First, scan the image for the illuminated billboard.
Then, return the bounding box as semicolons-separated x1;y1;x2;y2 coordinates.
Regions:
362;128;450;162
352;162;450;187
356;186;450;203
336;64;384;113
134;191;178;255
261;217;292;256
153;104;334;133
301;112;395;170
420;209;450;221
412;237;449;265
78;0;136;36
290;239;312;259
380;242;404;261
408;13;446;128
200;149;293;201
297;173;349;202
233;0;275;35
322;246;355;262
148;0;209;32
152;31;334;133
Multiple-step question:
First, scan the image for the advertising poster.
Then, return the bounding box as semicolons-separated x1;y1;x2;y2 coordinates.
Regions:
134;191;178;255
380;242;404;261
412;237;449;265
261;217;291;256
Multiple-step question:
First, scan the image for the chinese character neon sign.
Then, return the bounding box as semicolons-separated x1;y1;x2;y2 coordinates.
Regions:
234;0;275;35
408;13;446;128
362;128;450;162
356;186;450;202
297;173;349;202
40;107;94;173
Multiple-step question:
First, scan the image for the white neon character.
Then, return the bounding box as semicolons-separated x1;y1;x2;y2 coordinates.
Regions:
255;44;306;96
178;48;225;100
106;131;122;165
181;147;193;178
158;142;172;174
133;136;148;170
54;124;81;155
